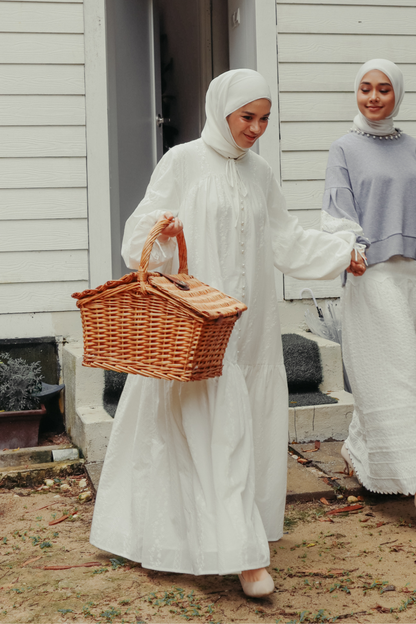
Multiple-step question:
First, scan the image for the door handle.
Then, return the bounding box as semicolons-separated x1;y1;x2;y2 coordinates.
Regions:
156;114;170;127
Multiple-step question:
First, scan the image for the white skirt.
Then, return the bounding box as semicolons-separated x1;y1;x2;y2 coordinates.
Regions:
89;359;289;575
342;256;416;495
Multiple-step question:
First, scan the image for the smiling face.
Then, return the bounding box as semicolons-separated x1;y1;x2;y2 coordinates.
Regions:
357;69;395;121
226;98;271;149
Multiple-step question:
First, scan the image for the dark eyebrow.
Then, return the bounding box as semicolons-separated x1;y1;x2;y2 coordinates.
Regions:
241;110;270;116
360;81;392;86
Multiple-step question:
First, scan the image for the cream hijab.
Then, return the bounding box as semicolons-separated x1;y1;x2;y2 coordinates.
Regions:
201;69;272;160
354;59;405;136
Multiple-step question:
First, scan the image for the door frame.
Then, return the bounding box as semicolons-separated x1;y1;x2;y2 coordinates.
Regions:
254;0;283;300
83;0;281;293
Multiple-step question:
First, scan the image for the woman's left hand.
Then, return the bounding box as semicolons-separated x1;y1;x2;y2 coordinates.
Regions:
347;250;367;276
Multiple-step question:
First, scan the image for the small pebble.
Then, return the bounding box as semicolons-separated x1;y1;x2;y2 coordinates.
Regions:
78;478;87;488
337;494;343;499
79;491;92;503
44;479;54;487
347;495;358;503
60;484;70;491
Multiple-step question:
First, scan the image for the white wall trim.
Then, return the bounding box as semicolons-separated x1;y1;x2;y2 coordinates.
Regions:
254;0;283;300
83;0;112;288
255;0;280;181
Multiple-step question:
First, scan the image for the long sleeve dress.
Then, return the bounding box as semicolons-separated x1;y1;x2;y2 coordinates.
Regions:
90;138;355;574
322;130;416;495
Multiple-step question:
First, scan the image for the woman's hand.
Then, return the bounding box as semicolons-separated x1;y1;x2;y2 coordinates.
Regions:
347;250;367;276
158;212;183;242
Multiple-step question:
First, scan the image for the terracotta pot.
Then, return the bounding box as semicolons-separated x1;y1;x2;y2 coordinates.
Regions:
0;404;46;450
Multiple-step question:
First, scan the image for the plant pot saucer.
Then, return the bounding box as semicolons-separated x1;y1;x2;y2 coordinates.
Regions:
33;383;65;400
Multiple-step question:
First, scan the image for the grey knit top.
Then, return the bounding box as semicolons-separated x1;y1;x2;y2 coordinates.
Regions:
322;130;416;266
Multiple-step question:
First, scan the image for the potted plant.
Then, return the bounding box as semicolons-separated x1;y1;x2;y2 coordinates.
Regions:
0;352;46;449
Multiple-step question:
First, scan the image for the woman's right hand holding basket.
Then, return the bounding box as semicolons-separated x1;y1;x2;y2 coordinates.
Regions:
158;212;183;242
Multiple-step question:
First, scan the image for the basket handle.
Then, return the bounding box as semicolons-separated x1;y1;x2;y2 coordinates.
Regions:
137;217;188;285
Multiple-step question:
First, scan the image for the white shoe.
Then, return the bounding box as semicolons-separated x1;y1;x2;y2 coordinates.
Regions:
238;570;274;598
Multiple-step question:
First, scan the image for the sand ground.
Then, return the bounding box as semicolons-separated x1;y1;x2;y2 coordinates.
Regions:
1;479;416;624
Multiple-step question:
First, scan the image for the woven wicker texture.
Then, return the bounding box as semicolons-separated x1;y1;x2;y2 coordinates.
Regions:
72;218;247;381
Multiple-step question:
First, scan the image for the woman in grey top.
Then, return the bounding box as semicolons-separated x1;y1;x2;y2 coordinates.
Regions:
321;59;416;499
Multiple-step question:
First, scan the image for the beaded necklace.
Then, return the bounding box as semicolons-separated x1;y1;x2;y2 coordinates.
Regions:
349;127;402;140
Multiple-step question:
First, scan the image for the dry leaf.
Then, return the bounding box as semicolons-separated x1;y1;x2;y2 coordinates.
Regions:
22;556;42;567
43;562;102;570
320;498;330;506
295;568;352;578
372;605;390;614
49;514;70;526
326;504;364;516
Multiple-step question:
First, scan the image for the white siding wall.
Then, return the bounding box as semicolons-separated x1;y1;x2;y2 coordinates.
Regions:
276;0;416;299
0;0;88;321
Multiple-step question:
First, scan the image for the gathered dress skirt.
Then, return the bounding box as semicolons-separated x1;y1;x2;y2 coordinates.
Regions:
342;256;416;495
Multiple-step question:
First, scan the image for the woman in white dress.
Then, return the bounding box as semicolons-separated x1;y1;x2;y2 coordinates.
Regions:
90;69;364;597
321;59;416;498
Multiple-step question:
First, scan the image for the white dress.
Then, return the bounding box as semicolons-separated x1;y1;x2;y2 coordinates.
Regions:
342;257;416;495
90;139;354;575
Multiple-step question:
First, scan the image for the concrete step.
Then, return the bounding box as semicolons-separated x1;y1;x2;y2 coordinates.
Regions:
87;442;364;504
289;441;365;499
289;390;354;443
64;330;354;460
286;332;354;443
0;458;85;489
63;342;113;463
0;444;78;469
291;330;344;394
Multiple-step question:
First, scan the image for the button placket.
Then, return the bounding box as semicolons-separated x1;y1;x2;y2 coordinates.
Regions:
240;198;246;301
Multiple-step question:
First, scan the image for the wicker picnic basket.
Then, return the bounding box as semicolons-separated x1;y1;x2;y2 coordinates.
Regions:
72;218;247;382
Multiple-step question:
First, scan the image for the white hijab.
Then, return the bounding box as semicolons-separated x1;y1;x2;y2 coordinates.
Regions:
353;59;405;136
201;69;272;160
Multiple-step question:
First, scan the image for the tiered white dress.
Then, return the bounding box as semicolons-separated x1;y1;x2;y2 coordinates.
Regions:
342;258;416;495
90;138;354;575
